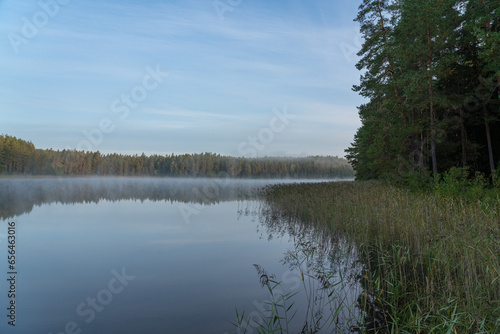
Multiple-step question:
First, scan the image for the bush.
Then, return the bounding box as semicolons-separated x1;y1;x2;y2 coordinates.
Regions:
435;167;470;197
435;167;491;199
405;171;432;192
495;167;500;188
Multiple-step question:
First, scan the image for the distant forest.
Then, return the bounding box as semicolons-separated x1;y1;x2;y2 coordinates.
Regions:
346;0;499;182
0;135;354;178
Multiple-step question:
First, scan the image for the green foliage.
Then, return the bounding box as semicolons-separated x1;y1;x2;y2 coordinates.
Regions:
495;166;500;188
0;134;354;178
435;166;471;196
435;167;490;199
404;171;432;192
347;0;500;182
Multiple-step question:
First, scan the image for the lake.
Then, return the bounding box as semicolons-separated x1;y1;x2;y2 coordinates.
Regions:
0;177;361;334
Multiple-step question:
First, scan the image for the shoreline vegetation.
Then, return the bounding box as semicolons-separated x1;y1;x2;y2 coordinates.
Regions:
0;134;353;179
256;180;499;333
243;1;498;332
234;0;499;329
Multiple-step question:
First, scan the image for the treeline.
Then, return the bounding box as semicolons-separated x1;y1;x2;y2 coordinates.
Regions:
0;135;354;178
346;0;499;182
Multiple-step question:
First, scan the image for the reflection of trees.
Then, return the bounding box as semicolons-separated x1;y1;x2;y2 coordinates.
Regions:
0;177;278;220
235;201;364;333
244;200;389;333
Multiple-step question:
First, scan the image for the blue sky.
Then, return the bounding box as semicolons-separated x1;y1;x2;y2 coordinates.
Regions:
0;0;364;157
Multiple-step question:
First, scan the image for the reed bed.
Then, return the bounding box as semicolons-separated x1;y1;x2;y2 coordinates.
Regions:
262;181;500;333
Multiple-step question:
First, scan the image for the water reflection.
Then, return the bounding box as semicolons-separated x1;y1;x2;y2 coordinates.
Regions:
0;177;331;220
0;177;371;333
235;201;365;333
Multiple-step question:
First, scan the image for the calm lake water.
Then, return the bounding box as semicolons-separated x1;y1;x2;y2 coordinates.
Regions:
0;177;360;334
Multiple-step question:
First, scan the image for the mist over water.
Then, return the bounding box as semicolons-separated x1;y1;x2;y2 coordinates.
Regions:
0;177;358;334
0;177;343;220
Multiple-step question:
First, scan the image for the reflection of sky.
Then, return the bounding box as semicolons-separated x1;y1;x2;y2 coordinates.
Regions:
2;200;296;334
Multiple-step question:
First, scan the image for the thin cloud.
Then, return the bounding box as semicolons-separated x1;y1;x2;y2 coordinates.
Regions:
0;0;363;157
145;108;247;121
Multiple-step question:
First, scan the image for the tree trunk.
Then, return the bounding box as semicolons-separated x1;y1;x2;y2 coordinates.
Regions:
481;0;495;181
496;77;500;182
427;29;438;179
419;131;426;175
430;104;438;178
484;108;495;180
459;106;467;167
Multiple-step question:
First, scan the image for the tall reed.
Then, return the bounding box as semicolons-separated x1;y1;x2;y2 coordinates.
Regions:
262;181;500;333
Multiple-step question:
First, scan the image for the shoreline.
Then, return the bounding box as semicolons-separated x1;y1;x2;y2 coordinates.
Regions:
259;180;500;333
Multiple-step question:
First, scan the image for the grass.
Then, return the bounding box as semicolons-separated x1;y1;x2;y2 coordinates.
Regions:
255;180;500;333
231;230;363;334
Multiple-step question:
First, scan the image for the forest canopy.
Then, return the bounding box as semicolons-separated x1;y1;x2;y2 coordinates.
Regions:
346;0;500;182
0;134;353;178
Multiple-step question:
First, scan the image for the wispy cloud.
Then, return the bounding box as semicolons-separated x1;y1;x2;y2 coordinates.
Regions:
145;108;246;121
0;0;363;157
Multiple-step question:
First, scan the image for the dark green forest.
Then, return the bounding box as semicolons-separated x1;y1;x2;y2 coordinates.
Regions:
346;0;500;182
0;134;353;178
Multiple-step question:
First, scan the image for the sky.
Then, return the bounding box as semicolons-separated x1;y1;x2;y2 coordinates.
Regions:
0;0;365;158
